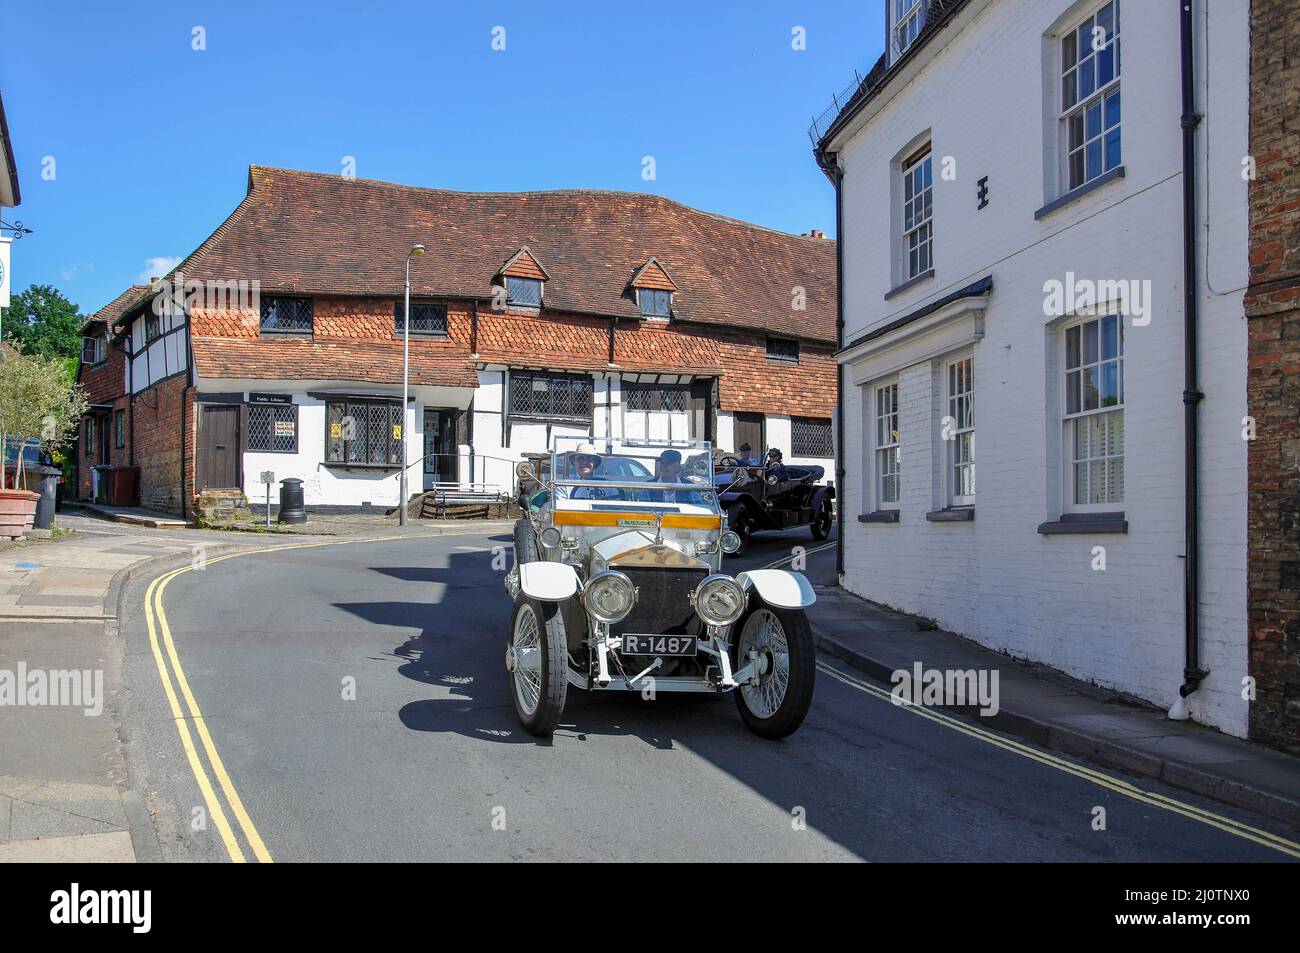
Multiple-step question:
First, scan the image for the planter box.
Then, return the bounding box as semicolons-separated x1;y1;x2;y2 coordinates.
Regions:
0;489;40;540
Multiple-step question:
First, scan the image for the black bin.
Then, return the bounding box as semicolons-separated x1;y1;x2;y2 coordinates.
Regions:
278;477;306;524
29;464;60;530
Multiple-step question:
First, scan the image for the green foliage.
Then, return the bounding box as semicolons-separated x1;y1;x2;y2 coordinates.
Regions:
1;285;86;361
0;345;89;488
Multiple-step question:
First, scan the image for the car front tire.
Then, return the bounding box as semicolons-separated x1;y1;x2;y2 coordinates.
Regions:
732;601;816;739
508;594;569;737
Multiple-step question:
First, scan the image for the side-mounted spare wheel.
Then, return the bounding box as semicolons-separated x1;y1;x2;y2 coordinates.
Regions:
732;600;816;739
507;593;568;737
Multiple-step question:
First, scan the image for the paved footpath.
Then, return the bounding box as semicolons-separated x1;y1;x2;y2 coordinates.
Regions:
0;517;243;861
0;512;511;862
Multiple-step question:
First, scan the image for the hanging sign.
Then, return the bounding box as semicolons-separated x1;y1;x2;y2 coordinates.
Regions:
0;237;11;309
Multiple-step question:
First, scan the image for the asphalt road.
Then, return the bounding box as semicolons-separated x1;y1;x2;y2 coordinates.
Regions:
118;525;1298;862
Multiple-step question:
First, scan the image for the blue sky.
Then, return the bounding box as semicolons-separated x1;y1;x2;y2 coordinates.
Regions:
2;1;881;315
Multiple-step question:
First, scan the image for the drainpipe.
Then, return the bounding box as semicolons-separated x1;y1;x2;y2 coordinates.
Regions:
816;148;846;578
1172;0;1207;716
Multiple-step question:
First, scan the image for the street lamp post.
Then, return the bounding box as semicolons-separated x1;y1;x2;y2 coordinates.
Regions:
399;243;425;527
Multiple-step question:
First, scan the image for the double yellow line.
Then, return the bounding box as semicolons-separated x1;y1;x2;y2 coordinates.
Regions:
817;660;1300;859
142;531;465;863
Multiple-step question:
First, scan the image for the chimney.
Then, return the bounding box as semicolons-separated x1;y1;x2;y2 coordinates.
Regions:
809;229;826;239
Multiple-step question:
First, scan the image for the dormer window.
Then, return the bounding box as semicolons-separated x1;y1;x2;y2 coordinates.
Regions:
497;246;550;311
81;335;107;365
627;257;679;321
892;0;927;58
506;276;543;309
638;288;672;318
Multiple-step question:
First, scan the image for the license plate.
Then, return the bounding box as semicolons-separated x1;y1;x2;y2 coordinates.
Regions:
622;634;698;657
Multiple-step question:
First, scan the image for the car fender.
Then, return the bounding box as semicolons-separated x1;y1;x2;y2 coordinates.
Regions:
736;569;817;609
518;561;580;602
809;485;834;511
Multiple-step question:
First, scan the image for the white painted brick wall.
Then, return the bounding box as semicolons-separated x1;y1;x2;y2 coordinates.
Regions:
833;0;1250;734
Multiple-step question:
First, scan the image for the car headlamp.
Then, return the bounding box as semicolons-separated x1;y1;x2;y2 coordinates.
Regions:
540;526;562;549
582;570;637;624
692;574;747;627
720;531;742;554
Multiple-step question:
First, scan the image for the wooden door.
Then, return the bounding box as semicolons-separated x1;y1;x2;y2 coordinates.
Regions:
197;405;241;490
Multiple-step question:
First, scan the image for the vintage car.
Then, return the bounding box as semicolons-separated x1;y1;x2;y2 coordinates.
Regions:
504;436;817;739
713;453;835;555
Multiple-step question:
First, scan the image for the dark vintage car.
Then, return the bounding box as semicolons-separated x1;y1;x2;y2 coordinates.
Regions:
714;454;835;555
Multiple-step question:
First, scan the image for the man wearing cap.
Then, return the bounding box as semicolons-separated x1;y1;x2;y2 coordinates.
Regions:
737;443;758;466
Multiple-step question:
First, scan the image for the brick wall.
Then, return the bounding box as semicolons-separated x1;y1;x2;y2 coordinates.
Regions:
1244;0;1300;752
132;375;195;516
191;295;837;417
75;396;131;500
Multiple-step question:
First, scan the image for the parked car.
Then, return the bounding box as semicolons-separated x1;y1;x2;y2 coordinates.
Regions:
713;453;835;555
2;437;56;484
505;437;818;739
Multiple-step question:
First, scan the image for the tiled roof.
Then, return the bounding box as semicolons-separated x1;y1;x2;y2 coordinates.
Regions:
80;284;151;335
172;166;836;343
190;336;479;389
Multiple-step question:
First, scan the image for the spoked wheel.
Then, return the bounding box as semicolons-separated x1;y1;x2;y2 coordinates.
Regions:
732;602;816;739
507;594;568;736
727;505;752;557
810;500;834;540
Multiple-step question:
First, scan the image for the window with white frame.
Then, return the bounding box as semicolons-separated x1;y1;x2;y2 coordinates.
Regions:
902;147;933;281
874;381;901;508
1064;314;1123;508
1061;0;1121;192
946;355;974;506
892;0;927;58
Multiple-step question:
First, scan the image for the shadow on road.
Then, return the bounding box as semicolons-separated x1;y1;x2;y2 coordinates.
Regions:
330;534;887;859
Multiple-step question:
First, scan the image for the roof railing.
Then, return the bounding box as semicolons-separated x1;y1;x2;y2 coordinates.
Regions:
808;70;868;147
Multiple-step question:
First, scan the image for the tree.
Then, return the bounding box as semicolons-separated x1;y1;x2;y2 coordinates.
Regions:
0;344;89;489
1;284;86;364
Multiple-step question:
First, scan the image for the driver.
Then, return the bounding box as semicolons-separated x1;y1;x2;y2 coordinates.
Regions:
645;449;709;505
553;443;617;501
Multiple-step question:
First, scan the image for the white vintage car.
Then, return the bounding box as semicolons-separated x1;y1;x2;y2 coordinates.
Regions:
504;436;817;739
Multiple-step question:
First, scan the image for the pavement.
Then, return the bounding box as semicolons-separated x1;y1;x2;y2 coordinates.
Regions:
0;510;515;862
806;581;1300;829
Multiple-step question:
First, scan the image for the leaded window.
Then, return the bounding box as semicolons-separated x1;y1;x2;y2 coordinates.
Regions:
792;417;833;458
260;296;314;333
324;399;403;465
394;301;449;336
509;371;592;422
506;276;543;308
638;288;672;317
766;337;800;364
248;403;299;454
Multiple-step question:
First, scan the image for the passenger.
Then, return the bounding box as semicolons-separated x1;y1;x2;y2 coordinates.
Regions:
765;447;790;482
